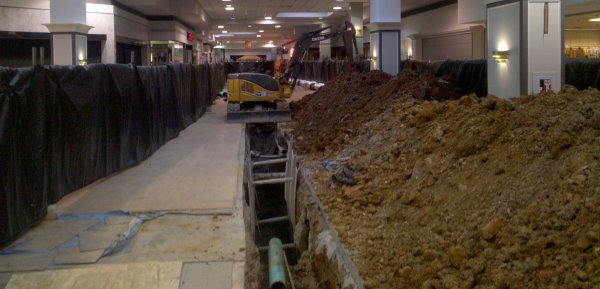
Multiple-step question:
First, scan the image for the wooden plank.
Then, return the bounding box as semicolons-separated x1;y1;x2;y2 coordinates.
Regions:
11;220;97;251
0;273;12;289
104;216;134;225
53;248;104;265
0;253;54;272
179;262;232;289
5;261;182;289
79;224;128;252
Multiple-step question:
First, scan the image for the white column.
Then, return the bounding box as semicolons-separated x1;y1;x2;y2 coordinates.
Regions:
319;22;331;60
44;0;93;65
369;0;402;75
486;0;563;99
526;1;563;94
349;2;364;58
487;1;521;99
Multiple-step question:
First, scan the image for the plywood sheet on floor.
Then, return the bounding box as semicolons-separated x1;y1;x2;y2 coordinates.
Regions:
99;214;246;265
58;101;242;214
179;261;232;289
9;220;97;251
53;248;104;265
0;253;55;272
79;224;128;252
0;273;12;289
5;261;181;289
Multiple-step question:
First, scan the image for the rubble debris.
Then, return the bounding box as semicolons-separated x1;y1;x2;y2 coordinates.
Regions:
292;69;600;289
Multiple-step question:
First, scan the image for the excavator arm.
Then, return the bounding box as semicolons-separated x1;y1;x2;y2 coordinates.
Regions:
279;21;358;92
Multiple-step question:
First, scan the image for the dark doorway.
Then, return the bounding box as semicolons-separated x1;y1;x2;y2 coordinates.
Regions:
116;42;142;65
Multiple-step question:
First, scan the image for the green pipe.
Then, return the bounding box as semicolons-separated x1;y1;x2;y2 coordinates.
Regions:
269;238;287;289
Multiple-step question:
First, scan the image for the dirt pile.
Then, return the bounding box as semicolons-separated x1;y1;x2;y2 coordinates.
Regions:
294;85;600;288
290;70;463;153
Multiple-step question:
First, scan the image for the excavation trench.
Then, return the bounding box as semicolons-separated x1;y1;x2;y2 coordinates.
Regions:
243;123;365;289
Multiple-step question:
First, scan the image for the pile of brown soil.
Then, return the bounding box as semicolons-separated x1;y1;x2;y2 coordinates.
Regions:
294;83;600;288
290;70;463;153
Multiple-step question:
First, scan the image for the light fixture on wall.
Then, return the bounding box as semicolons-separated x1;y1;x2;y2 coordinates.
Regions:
492;50;509;63
590;17;600;22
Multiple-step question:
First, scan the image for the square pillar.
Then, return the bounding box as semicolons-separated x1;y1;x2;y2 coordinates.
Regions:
44;24;93;65
368;23;402;75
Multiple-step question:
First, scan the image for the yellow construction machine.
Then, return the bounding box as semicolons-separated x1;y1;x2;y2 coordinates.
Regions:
224;21;358;123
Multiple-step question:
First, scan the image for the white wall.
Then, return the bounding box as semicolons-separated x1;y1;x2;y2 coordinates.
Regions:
114;6;149;41
0;4;50;32
565;30;600;47
86;3;116;63
487;1;521;99
149;21;194;45
527;1;563;94
370;0;401;23
401;4;473;38
458;0;486;24
224;49;277;61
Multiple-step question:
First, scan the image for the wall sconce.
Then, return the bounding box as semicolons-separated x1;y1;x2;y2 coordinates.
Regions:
492;50;509;63
369;56;377;64
78;59;87;65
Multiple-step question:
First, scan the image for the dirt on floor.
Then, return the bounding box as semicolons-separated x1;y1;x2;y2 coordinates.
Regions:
290;70;600;289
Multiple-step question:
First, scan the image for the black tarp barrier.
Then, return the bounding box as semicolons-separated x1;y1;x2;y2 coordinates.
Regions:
434;60;488;97
298;60;371;83
224;61;275;76
565;58;600;90
0;63;225;245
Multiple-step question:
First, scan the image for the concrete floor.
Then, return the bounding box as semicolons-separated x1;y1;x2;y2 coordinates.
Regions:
0;99;246;289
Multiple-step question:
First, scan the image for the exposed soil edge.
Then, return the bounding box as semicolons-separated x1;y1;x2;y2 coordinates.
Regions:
294;168;365;289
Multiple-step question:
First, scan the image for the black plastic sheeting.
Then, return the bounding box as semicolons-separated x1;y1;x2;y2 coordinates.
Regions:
0;63;225;245
224;61;275;76
435;60;488;97
298;60;370;83
565;58;600;90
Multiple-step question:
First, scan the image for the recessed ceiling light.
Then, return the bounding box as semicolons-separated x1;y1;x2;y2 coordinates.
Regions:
333;6;342;10
248;25;252;27
225;5;234;11
222;30;228;33
227;41;230;43
590;18;600;22
218;25;224;29
258;30;264;33
265;16;272;20
277;12;333;18
275;25;281;28
257;35;262;37
215;35;220;38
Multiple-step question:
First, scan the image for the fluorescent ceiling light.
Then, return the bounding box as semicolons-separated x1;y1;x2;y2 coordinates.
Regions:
215;34;234;37
260;20;275;24
275;25;281;28
265;16;272;20
248;25;252;27
258;30;264;32
590;18;600;22
222;30;228;33
276;12;333;18
333;6;342;10
225;5;234;11
215;45;225;48
257;35;262;37
228;32;257;35
218;25;224;28
227;41;230;43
